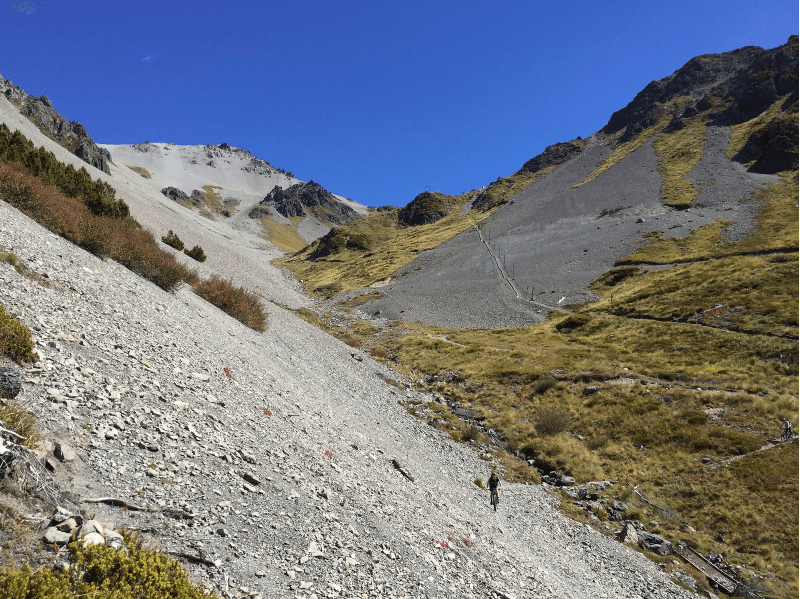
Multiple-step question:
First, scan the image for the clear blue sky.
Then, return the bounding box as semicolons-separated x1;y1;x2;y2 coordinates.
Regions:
4;0;797;207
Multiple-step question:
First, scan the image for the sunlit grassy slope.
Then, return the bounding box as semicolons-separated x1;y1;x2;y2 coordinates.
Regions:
301;167;798;595
280;192;500;297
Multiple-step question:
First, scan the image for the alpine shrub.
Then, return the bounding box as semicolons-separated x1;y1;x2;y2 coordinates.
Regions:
161;230;184;251
0;303;38;363
184;245;206;262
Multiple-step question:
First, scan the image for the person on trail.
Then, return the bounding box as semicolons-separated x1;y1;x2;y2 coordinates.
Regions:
488;472;502;508
781;418;794;438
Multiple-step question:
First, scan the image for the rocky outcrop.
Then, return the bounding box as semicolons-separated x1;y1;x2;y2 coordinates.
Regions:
249;181;359;226
519;139;586;175
161;187;191;203
601;35;798;173
397;191;452;226
0;78;112;173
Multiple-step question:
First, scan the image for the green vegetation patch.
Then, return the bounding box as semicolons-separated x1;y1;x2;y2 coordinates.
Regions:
0;531;215;598
0;303;38;364
727;94;795;160
0;124;130;220
161;230;184;251
259;215;307;253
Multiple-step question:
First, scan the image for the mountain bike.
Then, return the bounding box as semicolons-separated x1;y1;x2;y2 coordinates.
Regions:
490;487;500;511
781;427;795;442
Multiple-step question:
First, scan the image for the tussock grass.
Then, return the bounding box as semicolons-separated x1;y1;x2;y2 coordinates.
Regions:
125;164;151;179
195;276;266;332
474;167;556;211
619;171;798;265
259;215;307;253
0;303;38;364
652;117;707;208
281;194;497;297
576;96;691;189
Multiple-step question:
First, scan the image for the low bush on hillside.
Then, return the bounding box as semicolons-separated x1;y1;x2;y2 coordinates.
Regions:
532;377;557;394
183;245;207;262
0;303;38;364
554;314;590;332
161;230;184;251
535;406;571;436
0;160;197;291
0;123;130;219
0;531;214;598
195;276;266;332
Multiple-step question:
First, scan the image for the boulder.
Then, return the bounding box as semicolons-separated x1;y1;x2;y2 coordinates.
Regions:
161;187;190;203
81;520;104;536
0;366;22;399
617;522;639;545
663;113;686;133
82;532;105;547
44;527;72;546
54;440;76;461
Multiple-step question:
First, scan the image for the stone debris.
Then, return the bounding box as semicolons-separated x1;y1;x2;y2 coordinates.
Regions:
0;196;697;598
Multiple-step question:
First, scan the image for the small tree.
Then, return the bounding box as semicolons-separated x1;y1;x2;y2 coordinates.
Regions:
161;230;184;251
184;245;207;262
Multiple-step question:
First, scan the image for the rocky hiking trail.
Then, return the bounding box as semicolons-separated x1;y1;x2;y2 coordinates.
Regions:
0;197;698;599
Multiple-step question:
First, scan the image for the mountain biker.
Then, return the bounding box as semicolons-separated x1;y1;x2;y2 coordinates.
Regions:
488;472;502;507
781;418;794;438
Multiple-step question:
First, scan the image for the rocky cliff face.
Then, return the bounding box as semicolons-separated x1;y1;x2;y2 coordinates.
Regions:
249;180;359;226
603;35;798;172
0;77;112;174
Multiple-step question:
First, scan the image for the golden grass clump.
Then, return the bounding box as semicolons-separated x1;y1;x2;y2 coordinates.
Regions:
195;275;267;332
652;116;707;208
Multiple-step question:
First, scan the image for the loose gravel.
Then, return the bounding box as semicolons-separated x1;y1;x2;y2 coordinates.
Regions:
0;198;697;599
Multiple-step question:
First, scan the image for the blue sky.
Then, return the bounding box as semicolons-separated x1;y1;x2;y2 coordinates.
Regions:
4;0;797;207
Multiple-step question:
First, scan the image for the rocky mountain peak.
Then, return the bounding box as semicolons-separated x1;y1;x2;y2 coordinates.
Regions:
602;36;798;166
249;180;359;226
0;77;112;174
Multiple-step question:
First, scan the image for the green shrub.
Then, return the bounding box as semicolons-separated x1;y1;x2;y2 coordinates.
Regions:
0;251;21;273
461;425;482;442
161;230;184;251
0;531;215;598
0;124;130;219
183;245;206;262
0;303;37;363
0;161;196;292
195;276;266;332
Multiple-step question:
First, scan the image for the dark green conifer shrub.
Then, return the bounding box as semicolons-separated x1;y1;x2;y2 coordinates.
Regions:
183;245;206;262
161;230;185;251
